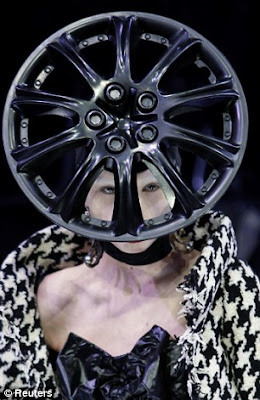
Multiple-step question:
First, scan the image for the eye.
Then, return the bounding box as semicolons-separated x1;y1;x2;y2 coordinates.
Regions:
143;183;160;193
101;186;115;195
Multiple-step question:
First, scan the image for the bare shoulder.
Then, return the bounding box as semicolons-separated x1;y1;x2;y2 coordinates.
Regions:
36;264;90;350
37;266;82;318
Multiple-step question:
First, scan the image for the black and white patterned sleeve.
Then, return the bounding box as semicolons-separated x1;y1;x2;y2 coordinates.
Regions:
222;260;260;399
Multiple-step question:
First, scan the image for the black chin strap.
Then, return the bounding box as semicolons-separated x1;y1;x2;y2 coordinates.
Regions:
102;236;172;266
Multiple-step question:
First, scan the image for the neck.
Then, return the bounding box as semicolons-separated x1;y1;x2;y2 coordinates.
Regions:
102;236;172;266
94;250;191;297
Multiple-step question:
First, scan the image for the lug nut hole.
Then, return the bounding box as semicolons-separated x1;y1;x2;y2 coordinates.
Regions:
137;92;157;112
105;83;125;103
138;125;158;142
86;110;106;129
106;136;126;153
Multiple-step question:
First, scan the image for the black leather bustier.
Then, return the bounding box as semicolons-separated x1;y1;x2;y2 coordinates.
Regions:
55;325;189;399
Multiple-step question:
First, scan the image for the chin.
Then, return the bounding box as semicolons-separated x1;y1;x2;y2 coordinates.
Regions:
112;239;156;254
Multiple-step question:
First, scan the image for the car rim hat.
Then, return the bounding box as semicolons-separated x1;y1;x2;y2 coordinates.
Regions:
2;11;248;241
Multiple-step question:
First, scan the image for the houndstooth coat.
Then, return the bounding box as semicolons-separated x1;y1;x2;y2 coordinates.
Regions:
0;210;260;399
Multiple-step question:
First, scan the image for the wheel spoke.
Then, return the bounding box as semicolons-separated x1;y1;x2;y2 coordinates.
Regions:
163;122;239;166
145;150;204;217
51;149;103;222
112;157;144;236
161;77;238;112
111;15;135;77
142;29;200;85
48;32;102;90
12;84;83;115
11;127;84;173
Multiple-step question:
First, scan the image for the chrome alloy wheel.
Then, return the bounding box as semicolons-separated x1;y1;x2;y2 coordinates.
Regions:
2;11;248;241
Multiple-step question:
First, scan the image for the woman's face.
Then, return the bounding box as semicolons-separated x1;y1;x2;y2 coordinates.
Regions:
85;169;171;253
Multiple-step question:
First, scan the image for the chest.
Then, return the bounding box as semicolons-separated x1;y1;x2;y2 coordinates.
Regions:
87;296;185;350
41;284;187;356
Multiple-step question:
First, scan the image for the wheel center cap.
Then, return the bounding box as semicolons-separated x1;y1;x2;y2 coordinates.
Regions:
118;118;131;130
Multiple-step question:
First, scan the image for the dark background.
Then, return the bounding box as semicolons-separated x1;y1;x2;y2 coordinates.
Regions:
1;0;259;275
